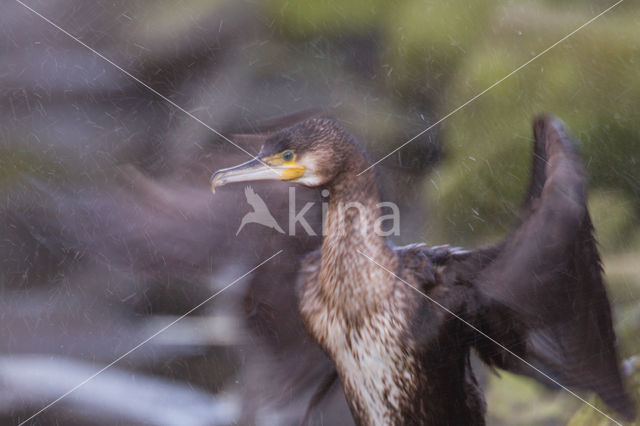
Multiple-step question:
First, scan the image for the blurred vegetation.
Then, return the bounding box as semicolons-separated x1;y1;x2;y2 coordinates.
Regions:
486;370;581;425
423;1;640;246
268;0;389;36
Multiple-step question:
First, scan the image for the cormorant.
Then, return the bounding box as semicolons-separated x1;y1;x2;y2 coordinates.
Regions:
211;114;636;424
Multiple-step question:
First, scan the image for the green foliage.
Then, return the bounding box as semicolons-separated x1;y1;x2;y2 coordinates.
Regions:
426;2;640;244
266;0;390;37
382;0;499;102
485;370;579;425
590;189;637;253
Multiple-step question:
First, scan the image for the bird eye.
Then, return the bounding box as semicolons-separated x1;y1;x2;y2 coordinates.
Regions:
282;151;294;162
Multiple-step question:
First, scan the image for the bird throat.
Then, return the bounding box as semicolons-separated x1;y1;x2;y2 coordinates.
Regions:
319;169;396;306
311;168;415;425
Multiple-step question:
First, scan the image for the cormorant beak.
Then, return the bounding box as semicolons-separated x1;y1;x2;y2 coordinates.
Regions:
211;156;306;193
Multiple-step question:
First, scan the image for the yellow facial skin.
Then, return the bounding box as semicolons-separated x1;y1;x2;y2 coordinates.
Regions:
263;151;306;181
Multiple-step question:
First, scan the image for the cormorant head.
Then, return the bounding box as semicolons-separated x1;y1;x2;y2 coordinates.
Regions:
211;118;362;192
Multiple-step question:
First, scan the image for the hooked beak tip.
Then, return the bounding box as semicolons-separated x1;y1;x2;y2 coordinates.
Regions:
210;172;223;194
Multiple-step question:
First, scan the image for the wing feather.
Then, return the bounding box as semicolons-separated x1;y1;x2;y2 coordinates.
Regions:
464;115;635;420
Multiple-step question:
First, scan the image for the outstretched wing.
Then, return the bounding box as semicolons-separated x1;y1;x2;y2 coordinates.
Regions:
461;115;635;420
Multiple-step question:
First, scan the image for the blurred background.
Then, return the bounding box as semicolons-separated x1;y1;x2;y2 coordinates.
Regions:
1;0;638;424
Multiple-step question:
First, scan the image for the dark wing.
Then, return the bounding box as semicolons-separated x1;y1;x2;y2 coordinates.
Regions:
456;115;634;421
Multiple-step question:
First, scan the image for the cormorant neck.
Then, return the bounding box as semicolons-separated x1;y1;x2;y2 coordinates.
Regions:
325;163;391;247
318;158;395;304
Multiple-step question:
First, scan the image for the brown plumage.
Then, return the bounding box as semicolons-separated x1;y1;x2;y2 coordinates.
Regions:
211;114;636;424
